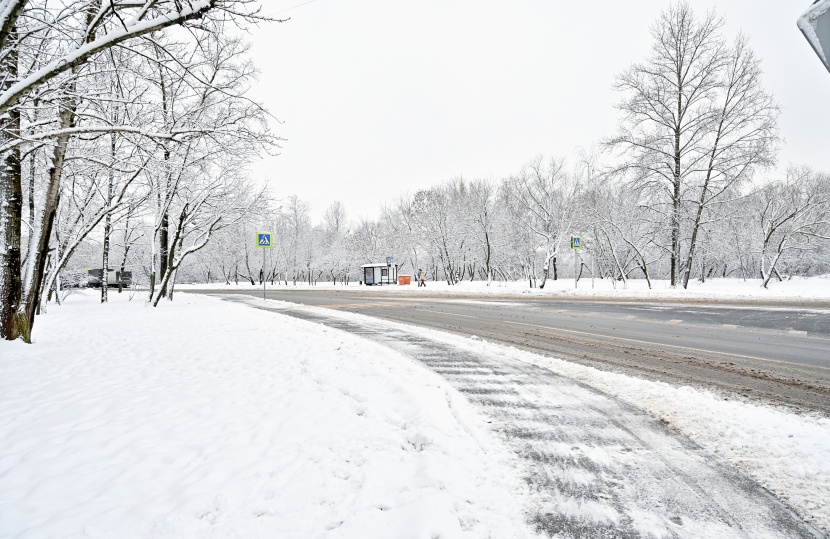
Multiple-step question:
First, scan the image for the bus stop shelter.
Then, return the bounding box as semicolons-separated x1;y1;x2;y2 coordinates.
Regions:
361;263;397;285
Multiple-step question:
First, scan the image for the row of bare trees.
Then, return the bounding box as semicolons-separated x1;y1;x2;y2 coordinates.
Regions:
182;3;828;291
0;0;278;341
182;158;827;292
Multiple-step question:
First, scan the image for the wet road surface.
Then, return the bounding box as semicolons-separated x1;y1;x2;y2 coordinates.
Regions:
195;288;830;415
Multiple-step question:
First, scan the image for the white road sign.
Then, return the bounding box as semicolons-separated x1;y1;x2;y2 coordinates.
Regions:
798;0;830;73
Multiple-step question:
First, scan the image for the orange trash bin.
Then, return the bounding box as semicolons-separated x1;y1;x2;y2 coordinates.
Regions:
398;275;411;285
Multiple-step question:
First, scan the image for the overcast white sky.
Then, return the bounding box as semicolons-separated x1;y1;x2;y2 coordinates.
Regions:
247;0;830;222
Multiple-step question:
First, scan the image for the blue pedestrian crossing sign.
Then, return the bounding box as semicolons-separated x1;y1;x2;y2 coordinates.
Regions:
571;235;583;250
256;233;273;249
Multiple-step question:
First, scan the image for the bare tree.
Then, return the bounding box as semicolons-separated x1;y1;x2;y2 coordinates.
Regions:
151;162;263;306
411;181;471;285
755;167;830;289
468;179;500;285
321;201;349;284
679;34;779;288
511;156;579;289
586;178;662;288
608;2;729;287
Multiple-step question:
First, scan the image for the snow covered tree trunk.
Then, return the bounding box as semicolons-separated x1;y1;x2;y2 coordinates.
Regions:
762;241;786;289
53;272;62;306
484;228;492;285
0;30;24;340
158;155;170;298
683;179;709;290
149;202;157;301
640;259;652;289
101;133;115;303
118;226;128;295
118;214;135;294
671;118;681;288
23;99;74;333
27;98;38;237
152;209;186;307
168;268;178;301
539;250;555;289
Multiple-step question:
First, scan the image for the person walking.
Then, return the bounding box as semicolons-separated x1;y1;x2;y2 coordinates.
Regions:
418;269;426;287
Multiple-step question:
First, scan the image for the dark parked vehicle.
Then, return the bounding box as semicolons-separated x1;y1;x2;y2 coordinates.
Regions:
87;269;132;288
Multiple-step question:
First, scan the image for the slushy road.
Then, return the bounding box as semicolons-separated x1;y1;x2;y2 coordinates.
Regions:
194;288;830;415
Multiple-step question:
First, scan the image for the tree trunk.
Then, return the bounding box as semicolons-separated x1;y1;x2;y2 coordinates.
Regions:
24;101;73;332
0;46;24;340
539;250;553;289
639;259;652;289
101;133;115;303
0;28;25;341
773;267;784;282
159;210;169;297
484;230;492;285
27;103;37;237
671;88;683;288
54;272;62;306
168;269;177;301
155;45;171;300
683;115;725;289
148;272;156;301
118;221;131;294
24;2;100;332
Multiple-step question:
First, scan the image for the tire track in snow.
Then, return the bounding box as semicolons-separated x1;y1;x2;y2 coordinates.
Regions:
225;297;825;539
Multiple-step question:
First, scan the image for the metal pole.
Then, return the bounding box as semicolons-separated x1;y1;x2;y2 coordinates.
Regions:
263;248;266;300
591;250;595;289
574;251;578;290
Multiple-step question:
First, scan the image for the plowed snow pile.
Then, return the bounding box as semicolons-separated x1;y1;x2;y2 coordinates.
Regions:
178;275;830;301
0;292;535;538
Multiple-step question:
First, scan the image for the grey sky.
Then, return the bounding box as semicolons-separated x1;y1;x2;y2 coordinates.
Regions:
247;1;830;221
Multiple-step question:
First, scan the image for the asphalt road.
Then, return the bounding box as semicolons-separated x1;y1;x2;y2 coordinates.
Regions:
194;288;830;415
210;292;827;538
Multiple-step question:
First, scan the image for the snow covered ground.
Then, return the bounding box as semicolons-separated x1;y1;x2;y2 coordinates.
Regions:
2;288;829;537
177;275;830;303
0;292;537;538
226;295;830;534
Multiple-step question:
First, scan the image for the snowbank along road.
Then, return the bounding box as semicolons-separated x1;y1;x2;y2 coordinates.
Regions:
199;289;830;415
217;294;826;538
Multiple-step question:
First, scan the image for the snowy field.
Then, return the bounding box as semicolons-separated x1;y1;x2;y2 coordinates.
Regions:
177;275;830;303
2;289;829;537
0;292;536;538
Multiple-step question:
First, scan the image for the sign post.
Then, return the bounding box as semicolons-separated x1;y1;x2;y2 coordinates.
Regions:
257;233;273;300
386;256;392;285
571;235;583;289
798;0;830;74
